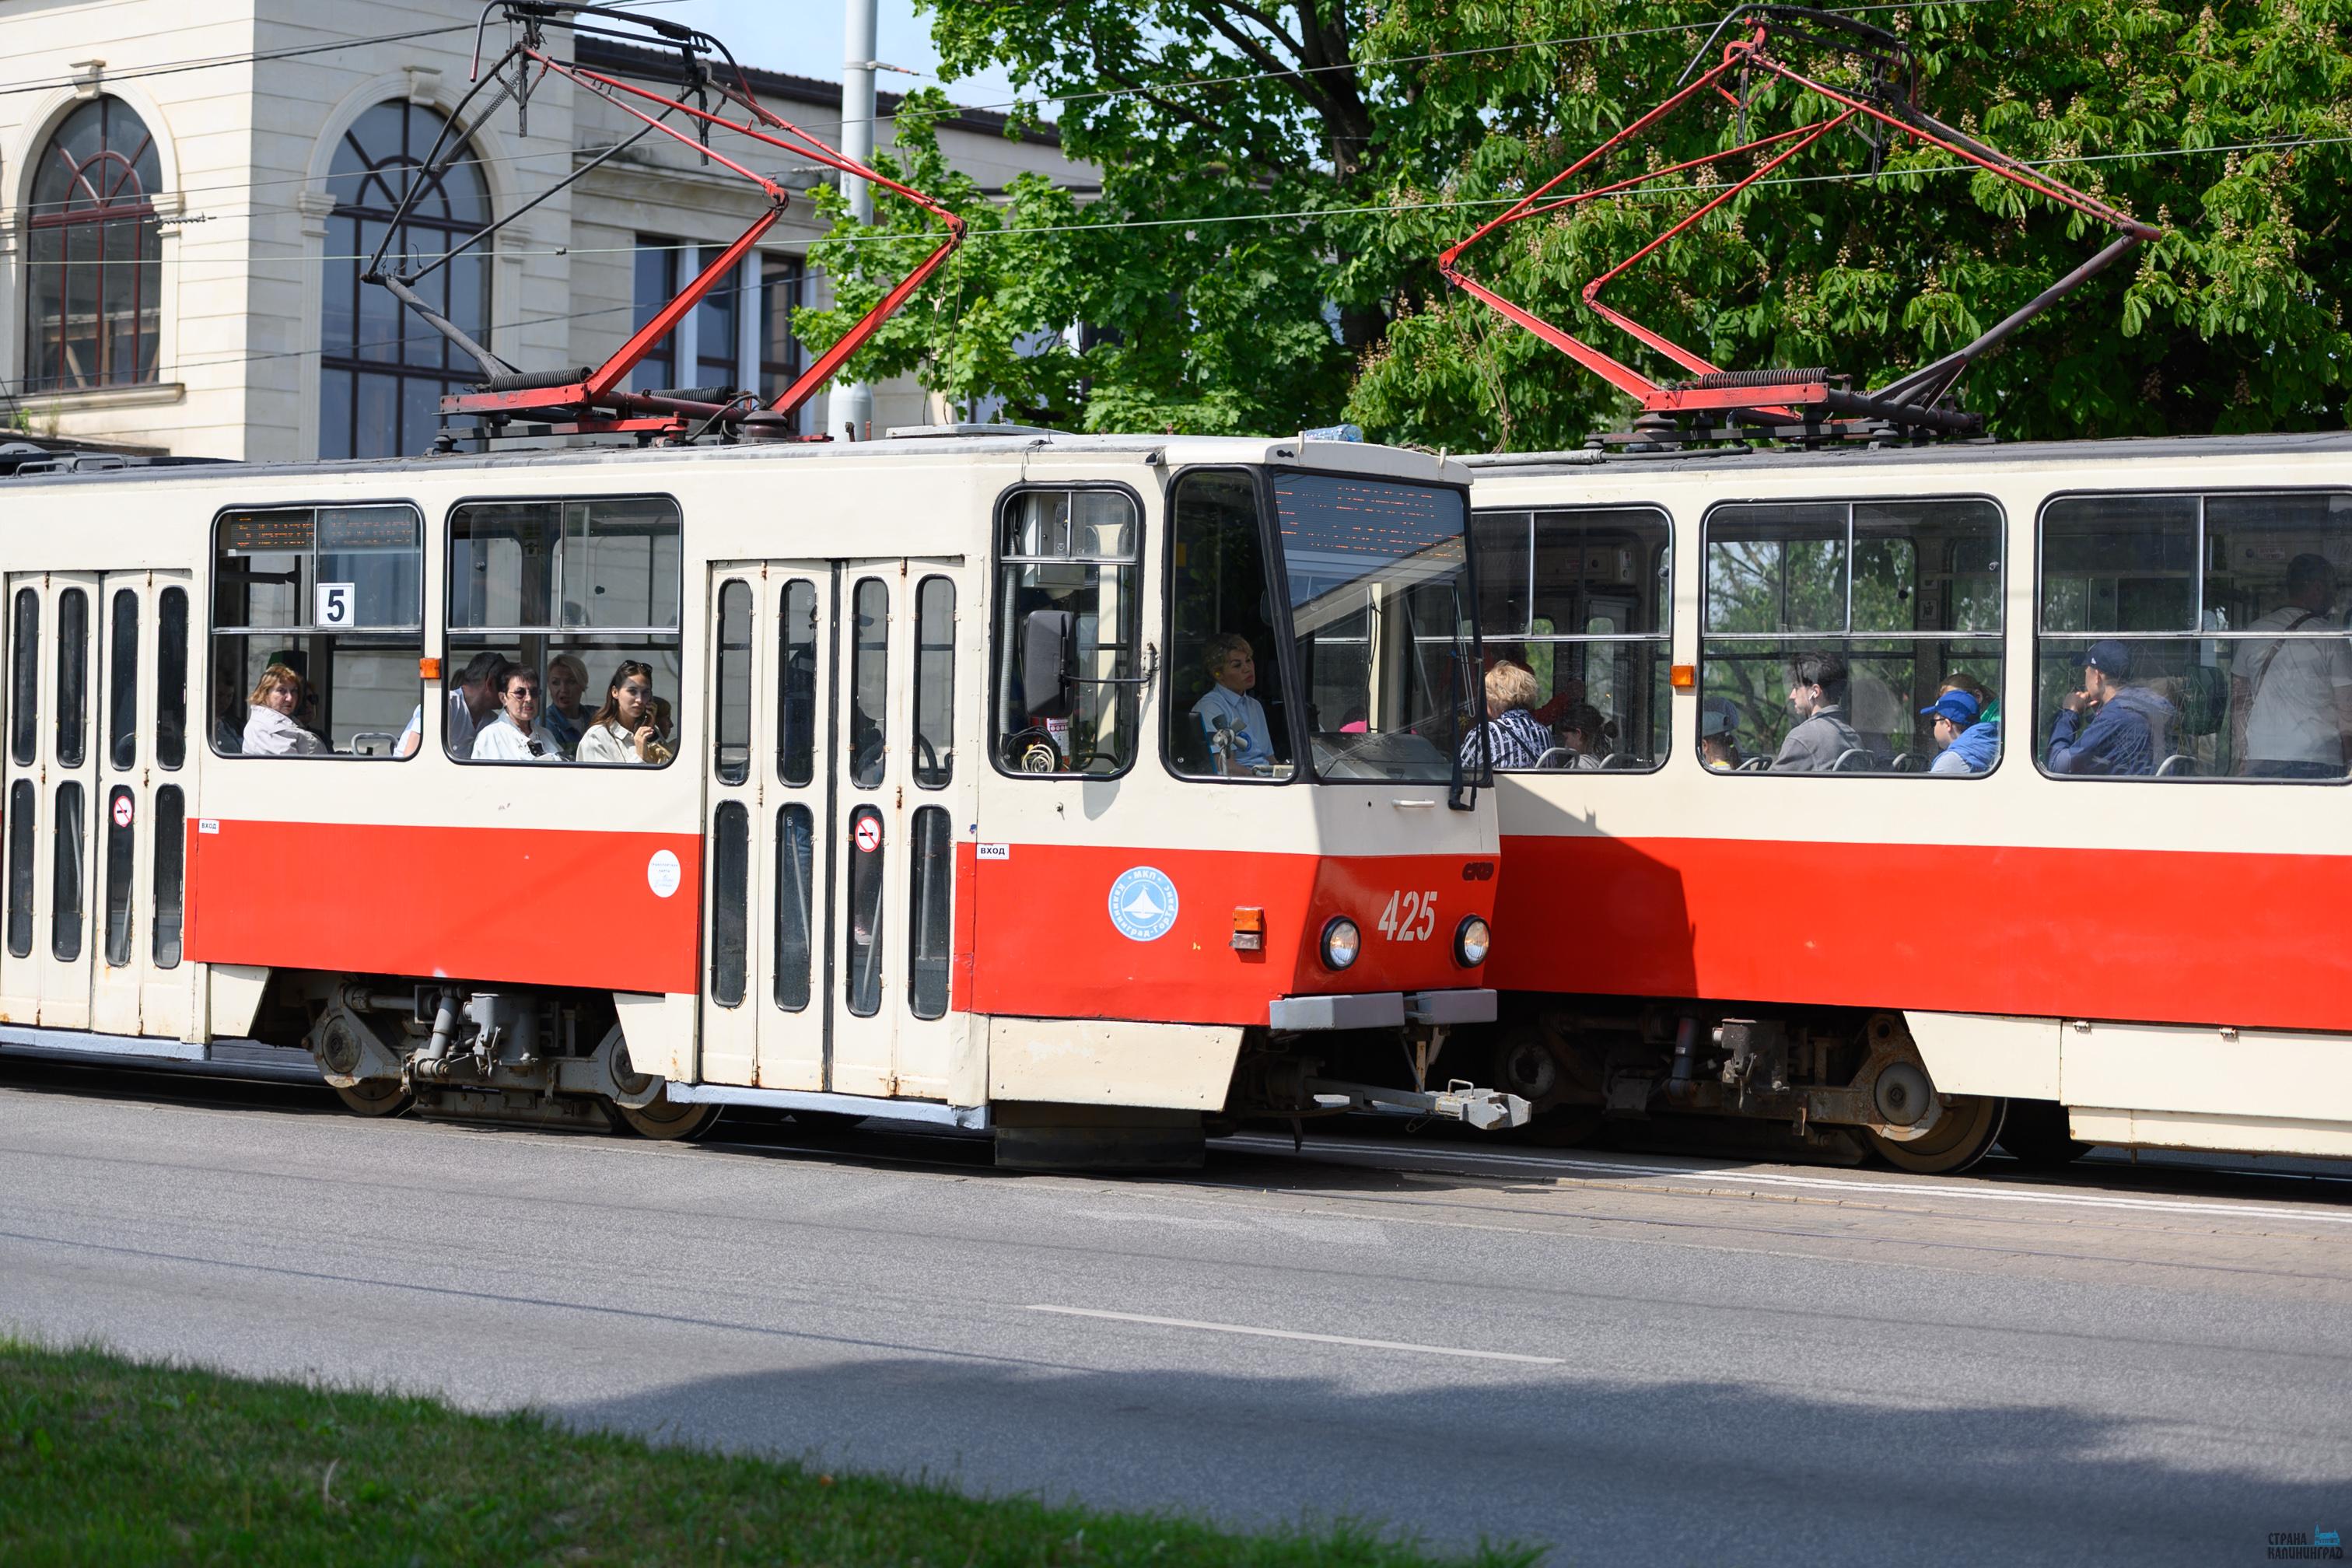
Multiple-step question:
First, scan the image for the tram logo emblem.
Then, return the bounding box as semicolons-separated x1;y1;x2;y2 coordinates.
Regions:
1108;866;1180;942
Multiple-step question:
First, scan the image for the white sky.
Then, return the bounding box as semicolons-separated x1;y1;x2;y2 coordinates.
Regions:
651;1;1031;117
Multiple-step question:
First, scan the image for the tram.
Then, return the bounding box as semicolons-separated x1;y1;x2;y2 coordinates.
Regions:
0;429;1515;1167
1454;431;2352;1173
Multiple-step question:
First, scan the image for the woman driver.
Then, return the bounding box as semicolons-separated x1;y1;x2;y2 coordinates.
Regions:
578;661;673;765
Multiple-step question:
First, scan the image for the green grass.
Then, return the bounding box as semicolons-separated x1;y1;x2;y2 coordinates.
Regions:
0;1341;1540;1566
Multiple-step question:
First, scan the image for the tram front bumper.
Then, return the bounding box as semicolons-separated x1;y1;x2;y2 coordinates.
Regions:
1266;988;1496;1032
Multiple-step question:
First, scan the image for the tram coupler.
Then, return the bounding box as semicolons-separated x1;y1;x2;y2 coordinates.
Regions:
1304;1077;1531;1131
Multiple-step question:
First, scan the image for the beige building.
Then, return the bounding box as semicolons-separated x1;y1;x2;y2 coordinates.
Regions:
0;0;1080;460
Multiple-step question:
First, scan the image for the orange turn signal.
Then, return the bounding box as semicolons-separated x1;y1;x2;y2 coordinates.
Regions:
420;656;443;679
1669;663;1696;690
1231;907;1265;952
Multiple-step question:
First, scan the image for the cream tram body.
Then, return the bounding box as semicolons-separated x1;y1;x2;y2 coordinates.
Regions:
0;432;1500;1161
1461;431;2352;1169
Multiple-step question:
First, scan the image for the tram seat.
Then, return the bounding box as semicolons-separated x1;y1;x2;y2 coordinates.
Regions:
1832;747;1876;772
1534;747;1577;770
1600;751;1642;770
2155;752;2200;777
1736;755;1769;771
1889;751;1920;772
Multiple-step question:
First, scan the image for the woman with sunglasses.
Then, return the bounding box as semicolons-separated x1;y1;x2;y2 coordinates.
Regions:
579;661;671;765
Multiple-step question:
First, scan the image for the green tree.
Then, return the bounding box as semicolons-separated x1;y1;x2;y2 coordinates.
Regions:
812;2;2351;446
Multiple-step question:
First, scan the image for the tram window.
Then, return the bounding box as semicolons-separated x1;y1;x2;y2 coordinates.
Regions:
1474;506;1671;771
152;785;184;969
445;497;681;766
5;778;32;958
103;784;133;968
908;805;951;1020
2036;490;2352;782
56;587;87;769
994;488;1142;778
713;579;751;785
1701;498;2004;775
156;586;188;770
849;578;888;789
51;780;83;961
107;590;138;772
709;800;748;1006
9;589;36;768
845;804;885;1017
779;579;817;786
773;803;814;1011
912;577;954;789
1164;471;1297;781
212;505;424;759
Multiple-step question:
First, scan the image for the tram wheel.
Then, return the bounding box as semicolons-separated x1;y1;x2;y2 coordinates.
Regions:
612;1093;722;1142
1997;1099;2090;1170
331;1078;412;1118
1863;1094;2004;1175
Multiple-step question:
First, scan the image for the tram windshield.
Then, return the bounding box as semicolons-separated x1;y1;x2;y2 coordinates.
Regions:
1275;472;1479;785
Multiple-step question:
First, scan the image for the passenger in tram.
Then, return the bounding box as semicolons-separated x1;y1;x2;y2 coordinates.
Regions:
2230;553;2352;779
1190;632;1276;772
1923;689;1996;775
543;653;591;758
1458;660;1551;769
212;667;246;754
470;668;566;762
1551;702;1612;770
1772;653;1865;771
2047;640;2174;775
578;660;673;765
240;663;327;756
1700;702;1742;771
395;650;512;760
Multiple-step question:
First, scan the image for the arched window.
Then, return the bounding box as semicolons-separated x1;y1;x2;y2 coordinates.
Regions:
319;102;491;460
26;96;162;392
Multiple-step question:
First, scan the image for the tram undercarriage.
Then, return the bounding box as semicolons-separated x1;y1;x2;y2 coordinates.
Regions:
1467;1000;2070;1175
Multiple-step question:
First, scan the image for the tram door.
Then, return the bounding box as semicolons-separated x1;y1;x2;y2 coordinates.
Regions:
701;559;965;1101
0;572;191;1035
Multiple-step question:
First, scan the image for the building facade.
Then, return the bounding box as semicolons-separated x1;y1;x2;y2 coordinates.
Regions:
0;0;1078;460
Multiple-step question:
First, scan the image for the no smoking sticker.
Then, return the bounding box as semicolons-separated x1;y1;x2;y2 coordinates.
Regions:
854;817;882;854
111;795;133;829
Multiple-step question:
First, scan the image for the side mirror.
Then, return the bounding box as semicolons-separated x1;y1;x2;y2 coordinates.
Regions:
1020;609;1075;718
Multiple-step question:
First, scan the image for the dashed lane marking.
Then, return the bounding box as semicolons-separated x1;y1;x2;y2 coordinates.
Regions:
1026;1304;1566;1364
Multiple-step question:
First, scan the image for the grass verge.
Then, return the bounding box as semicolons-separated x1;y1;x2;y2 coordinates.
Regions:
0;1340;1540;1566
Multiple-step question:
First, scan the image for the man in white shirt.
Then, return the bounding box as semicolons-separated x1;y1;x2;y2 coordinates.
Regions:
1189;632;1276;773
468;667;566;763
2232;554;2352;779
396;650;510;759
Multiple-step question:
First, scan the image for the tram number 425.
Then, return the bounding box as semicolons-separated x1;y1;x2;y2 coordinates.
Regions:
1377;891;1440;943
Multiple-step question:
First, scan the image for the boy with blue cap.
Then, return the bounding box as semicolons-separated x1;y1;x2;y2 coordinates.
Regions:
1923;688;1998;774
2047;640;2174;775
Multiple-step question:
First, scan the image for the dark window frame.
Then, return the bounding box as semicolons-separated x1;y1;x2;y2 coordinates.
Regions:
1157;465;1304;788
990;481;1147;783
25;96;162;394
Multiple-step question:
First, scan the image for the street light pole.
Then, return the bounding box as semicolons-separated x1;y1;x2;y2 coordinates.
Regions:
835;0;877;440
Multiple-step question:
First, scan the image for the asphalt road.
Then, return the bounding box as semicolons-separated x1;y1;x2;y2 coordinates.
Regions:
3;1061;2348;1566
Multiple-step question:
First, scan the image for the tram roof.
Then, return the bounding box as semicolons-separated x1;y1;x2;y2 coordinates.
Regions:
1459;428;2352;477
0;430;1468;492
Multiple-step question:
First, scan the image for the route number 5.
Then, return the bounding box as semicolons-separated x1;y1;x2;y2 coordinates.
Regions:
316;582;355;628
1377;890;1438;943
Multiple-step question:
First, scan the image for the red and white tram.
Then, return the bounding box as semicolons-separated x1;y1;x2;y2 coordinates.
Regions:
0;431;1513;1166
1457;431;2352;1172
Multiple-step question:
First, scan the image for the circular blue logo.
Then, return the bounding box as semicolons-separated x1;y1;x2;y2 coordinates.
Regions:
1108;866;1181;942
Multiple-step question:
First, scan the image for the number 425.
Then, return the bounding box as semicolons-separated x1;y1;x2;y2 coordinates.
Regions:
1377;890;1439;943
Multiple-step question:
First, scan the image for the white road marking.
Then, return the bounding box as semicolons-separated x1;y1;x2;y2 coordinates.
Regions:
1230;1135;2352;1226
1027;1304;1564;1364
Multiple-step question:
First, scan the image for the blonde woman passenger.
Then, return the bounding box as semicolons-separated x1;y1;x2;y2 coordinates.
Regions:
241;663;327;756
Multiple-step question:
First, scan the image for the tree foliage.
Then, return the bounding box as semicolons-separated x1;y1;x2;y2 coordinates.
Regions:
800;2;2352;447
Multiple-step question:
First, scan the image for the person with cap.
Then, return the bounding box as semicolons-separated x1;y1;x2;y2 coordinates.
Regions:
2230;552;2352;779
1699;699;1743;771
1923;688;1997;774
2047;640;2175;775
1773;652;1866;771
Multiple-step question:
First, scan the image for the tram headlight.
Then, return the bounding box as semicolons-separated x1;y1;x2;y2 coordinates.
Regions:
1454;915;1492;968
1321;917;1361;971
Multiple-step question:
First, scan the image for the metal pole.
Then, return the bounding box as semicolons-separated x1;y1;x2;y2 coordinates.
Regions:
835;0;877;439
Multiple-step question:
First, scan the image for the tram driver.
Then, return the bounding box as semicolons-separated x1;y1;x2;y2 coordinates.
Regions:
396;650;512;760
1191;632;1276;773
471;667;566;762
1772;653;1864;771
